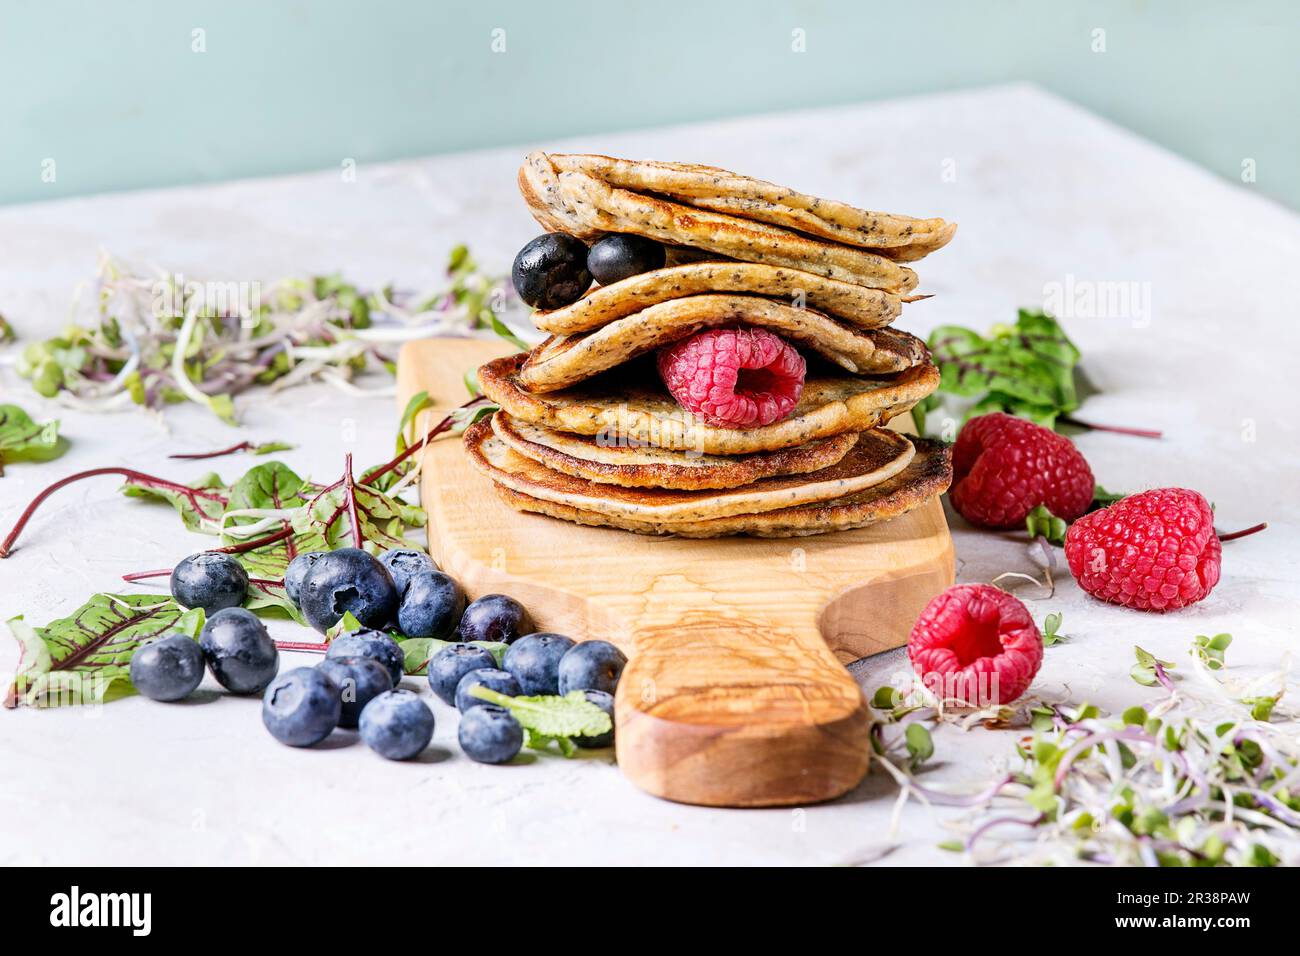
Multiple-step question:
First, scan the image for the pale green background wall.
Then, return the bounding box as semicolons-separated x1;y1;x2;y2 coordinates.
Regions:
2;0;1296;208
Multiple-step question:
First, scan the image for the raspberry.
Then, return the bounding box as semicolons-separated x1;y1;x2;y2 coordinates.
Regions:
907;584;1043;707
656;327;806;428
949;412;1094;528
1064;488;1220;612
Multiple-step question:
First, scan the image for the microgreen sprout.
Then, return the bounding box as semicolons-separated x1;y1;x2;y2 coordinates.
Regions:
865;637;1299;866
1040;612;1066;647
14;248;520;421
1024;505;1067;546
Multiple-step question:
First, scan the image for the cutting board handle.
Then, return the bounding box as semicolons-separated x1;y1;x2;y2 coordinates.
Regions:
615;611;871;808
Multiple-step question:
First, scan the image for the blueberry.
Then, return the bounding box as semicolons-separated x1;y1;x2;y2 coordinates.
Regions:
358;689;434;760
511;233;591;309
170;552;248;613
558;640;627;695
427;643;498;705
586;234;665;285
458;704;523;764
456;594;532;645
262;667;342;747
199;607;279;694
503;632;575;695
317;656;393;728
298;548;398;633
284;551;328;607
398;570;466;640
129;633;205;702
377;547;436;596
455;667;521;713
326;628;405;687
574;689;615;748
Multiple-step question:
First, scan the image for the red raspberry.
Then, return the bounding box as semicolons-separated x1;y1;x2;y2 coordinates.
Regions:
656;327;806;428
907;584;1043;707
949;412;1094;528
1064;488;1221;612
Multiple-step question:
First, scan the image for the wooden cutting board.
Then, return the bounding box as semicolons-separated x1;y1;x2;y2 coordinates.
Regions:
396;338;954;807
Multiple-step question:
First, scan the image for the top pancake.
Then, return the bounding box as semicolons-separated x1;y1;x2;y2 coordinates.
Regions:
548;153;957;262
517;294;928;392
532;262;905;335
478;351;939;456
520;153;920;293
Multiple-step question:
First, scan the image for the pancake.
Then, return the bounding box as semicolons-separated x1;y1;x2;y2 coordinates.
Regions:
518;295;927;392
465;417;915;522
478;352;940;456
547;153;957;261
533;262;905;335
492;411;862;491
490;437;953;538
520;159;918;293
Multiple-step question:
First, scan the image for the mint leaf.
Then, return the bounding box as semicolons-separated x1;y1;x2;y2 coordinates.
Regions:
470;687;612;751
0;404;68;474
927;310;1081;428
1091;485;1127;508
4;594;198;708
523;727;578;757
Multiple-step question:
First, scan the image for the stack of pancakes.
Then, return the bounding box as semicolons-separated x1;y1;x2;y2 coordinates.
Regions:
466;152;955;538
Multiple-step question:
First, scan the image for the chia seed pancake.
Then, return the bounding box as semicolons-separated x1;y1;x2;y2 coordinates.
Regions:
487;437;953;539
532;262;906;335
491;411;861;491
546;153;957;262
477;351;939;456
519;154;920;293
518;294;927;392
465;417;916;522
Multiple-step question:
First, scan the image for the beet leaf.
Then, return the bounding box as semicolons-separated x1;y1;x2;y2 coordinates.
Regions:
4;594;203;708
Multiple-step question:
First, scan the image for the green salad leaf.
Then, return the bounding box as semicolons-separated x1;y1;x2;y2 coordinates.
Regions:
0;404;68;474
4;594;203;708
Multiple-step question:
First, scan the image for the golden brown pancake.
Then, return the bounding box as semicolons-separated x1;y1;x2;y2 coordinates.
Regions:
537;152;956;261
532;262;905;335
491;411;860;490
477;352;939;456
489;437;953;538
518;294;927;392
465;417;915;522
519;157;919;293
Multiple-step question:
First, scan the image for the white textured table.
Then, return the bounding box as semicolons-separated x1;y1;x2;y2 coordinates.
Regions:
2;84;1297;866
